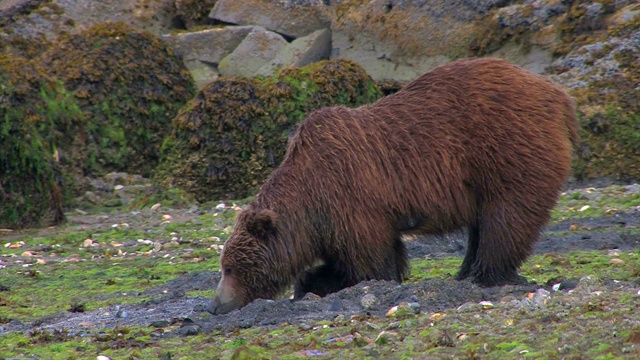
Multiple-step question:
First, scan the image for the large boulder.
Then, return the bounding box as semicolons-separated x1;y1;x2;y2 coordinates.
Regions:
0;0;176;44
0;55;67;229
329;0;511;81
38;22;195;178
167;25;254;88
550;5;640;181
209;0;327;38
257;28;332;76
155;59;382;201
218;26;288;77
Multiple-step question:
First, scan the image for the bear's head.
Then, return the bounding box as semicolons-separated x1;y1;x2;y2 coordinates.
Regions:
208;207;291;314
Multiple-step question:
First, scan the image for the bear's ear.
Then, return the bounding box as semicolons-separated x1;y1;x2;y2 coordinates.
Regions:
245;209;278;238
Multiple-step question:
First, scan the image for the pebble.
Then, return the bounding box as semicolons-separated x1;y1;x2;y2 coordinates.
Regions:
457;302;482;312
532;289;551;308
479;301;494;310
360;293;378;310
151;203;162;211
610;258;625;265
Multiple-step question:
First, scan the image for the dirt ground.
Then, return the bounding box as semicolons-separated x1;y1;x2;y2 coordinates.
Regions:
4;209;639;338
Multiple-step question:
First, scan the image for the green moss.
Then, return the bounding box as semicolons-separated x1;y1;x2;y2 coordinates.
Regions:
156;59;382;202
0;56;69;229
38;21;195;177
568;46;640;181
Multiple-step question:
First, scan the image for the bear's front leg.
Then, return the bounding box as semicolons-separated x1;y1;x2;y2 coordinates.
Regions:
293;264;351;299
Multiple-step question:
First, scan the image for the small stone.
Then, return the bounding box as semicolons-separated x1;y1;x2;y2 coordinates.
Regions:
83;239;94;247
21;251;33;257
150;320;170;328
408;302;421;314
162;214;172;221
215;203;226;210
97;355;111;360
151;203;162;211
532;289;551;308
457;302;482;312
569;224;578;231
610;258;625;265
608;249;622;256
579;205;590;212
114;185;125;191
515;297;534;310
479;301;494;309
360;293;378;310
429;312;446;321
334;314;345;323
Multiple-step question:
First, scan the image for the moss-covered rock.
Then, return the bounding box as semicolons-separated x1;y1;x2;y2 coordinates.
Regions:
38;21;195;177
156;59;382;201
551;9;640;181
0;56;66;229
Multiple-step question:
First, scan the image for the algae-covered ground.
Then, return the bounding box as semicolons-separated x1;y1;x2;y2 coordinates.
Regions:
1;183;640;359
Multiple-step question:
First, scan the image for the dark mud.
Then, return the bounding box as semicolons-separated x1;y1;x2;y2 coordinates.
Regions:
4;209;640;338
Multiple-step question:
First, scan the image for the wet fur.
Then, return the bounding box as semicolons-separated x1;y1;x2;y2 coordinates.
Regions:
220;57;579;304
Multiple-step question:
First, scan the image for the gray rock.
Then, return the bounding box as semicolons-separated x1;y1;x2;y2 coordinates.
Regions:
257;28;332;76
360;293;379;310
209;0;328;38
218;26;288;77
167;25;253;65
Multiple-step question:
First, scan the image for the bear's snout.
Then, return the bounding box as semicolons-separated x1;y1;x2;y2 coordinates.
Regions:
208;276;243;315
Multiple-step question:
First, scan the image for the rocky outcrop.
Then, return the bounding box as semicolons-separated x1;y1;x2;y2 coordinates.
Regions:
256;28;331;76
168;26;254;88
209;0;328;38
218;26;289;77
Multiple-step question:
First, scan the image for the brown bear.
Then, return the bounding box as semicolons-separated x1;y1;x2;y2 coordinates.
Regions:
208;57;579;315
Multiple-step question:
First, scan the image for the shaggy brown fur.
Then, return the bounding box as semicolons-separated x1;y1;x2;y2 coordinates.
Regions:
209;57;579;315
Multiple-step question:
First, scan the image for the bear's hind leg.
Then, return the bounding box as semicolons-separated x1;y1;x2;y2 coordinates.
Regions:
470;202;539;287
456;223;480;281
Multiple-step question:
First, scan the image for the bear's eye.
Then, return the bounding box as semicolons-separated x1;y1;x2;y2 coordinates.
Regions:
224;268;232;276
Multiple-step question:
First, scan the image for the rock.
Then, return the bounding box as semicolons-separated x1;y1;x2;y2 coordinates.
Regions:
532;289;551;308
331;25;451;82
360;293;378;310
218;26;288;77
209;0;328;38
624;184;640;194
257;28;331;76
609;4;640;26
479;301;495;310
573;275;603;294
1;0;175;42
167;25;254;88
457;302;482;313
